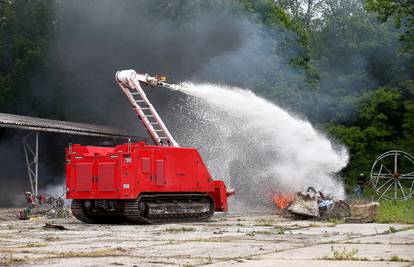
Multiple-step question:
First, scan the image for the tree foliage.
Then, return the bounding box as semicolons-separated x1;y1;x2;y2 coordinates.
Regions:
242;0;414;184
366;0;414;51
0;0;55;114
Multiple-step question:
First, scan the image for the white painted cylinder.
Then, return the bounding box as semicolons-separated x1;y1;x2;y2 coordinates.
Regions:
115;69;136;86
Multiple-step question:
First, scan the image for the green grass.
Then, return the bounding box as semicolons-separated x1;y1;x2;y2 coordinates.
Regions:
389;255;410;262
56;248;125;258
319;247;368;261
254;230;273;235
206;256;213;264
376;199;414;224
0;253;27;266
20;242;48;248
327;218;345;226
276;228;285;234
388;226;397;233
165;227;195;232
308;223;322;228
273;226;285;234
246;228;285;236
254;219;274;226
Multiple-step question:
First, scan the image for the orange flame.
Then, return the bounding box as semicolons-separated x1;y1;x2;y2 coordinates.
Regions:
272;193;294;209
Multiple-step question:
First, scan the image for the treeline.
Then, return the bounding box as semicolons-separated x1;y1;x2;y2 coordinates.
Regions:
0;0;413;185
0;0;56;115
232;0;414;183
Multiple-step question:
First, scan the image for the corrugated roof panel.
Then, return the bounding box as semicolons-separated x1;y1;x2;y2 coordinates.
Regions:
0;112;141;139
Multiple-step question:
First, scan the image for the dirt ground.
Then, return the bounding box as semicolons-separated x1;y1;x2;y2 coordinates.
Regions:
0;209;413;267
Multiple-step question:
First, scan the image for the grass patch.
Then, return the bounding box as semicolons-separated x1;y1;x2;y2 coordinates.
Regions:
254;230;273;235
0;253;27;266
205;256;213;264
376;199;414;224
389;255;410;262
383;226;398;234
273;226;285;234
247;228;284;236
254;219;274;226
165;227;195;233
308;223;322;228
319;247;368;261
19;242;48;248
44;236;59;242
56;248;122;258
327;218;345;226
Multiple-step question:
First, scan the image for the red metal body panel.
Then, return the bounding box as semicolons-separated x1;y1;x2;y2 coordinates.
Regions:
66;142;229;211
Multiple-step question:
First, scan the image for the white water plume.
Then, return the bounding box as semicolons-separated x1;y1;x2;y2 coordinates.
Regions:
171;83;349;209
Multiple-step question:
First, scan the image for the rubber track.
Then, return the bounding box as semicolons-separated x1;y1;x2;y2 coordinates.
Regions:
124;199;150;224
124;194;214;224
71;199;94;223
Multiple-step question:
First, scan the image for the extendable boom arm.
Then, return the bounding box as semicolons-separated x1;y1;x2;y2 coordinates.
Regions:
116;69;179;147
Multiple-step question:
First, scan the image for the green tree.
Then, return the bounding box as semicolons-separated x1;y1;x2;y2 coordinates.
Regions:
327;82;414;183
309;0;411;122
399;80;414;150
366;0;414;51
0;0;55;114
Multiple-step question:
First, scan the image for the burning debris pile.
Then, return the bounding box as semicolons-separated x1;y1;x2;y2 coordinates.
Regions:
19;192;70;220
273;187;351;220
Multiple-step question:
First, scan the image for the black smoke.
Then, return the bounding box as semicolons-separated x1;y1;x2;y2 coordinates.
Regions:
0;0;301;206
50;0;245;128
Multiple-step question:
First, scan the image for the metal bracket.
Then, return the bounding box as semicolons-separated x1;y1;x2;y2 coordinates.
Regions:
22;132;39;196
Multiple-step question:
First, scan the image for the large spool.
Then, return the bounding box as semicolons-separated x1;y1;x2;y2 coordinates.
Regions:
370;150;414;201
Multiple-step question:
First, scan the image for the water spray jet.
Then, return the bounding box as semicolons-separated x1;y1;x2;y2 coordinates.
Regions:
171;83;349;209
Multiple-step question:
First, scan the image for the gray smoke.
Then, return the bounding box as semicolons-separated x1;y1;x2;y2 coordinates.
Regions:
0;0;318;206
50;0;301;128
52;1;243;129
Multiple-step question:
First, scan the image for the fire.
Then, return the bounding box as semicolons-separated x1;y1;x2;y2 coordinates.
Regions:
272;193;294;210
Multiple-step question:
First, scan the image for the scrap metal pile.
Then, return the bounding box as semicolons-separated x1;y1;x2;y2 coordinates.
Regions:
19;192;70;220
273;187;351;220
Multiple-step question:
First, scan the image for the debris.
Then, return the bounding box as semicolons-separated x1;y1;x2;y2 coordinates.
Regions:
43;223;67;230
322;200;350;220
345;202;379;223
275;187;351;220
319;199;334;209
19;207;32;220
288;188;320;218
45;196;70;219
18;192;71;220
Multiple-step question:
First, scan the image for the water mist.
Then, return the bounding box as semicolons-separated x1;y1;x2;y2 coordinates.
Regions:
172;83;349;211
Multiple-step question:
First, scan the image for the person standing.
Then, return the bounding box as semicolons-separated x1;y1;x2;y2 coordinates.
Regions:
356;173;365;196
